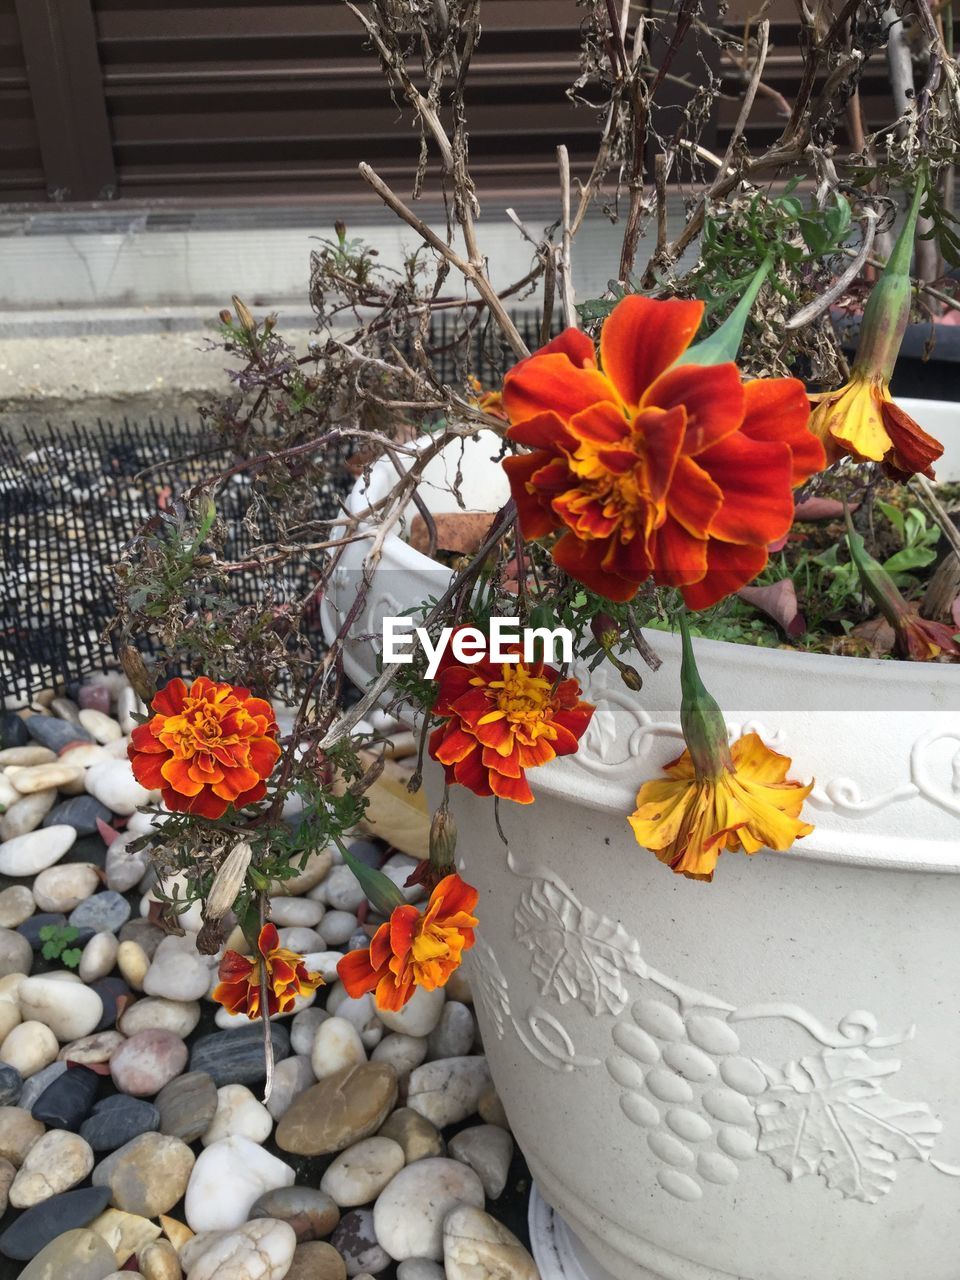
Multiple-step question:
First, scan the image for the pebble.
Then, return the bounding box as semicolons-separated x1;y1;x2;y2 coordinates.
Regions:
0;774;18;812
31;1063;99;1130
286;1241;347;1280
51;697;82;724
290;1007;328;1055
277;926;326;953
332;993;383;1050
90;978;131;1033
321;1137;405;1208
397;1261;445;1280
189;1024;291;1087
18;912;69;951
116;941;149;991
32;864;100;914
104;835;149;894
110;1029;188;1096
0;1153;13;1212
84;761;155;816
312;1017;367;1079
248;1185;340;1242
448;1124;514;1199
407;1056;492;1128
265;1055;314;1122
373;1157;484;1262
80;1096;160;1152
0;1106;44;1165
0;749;54;769
0;714;30;749
155;1071;218;1142
10;765;83;796
0;1065;22;1107
138;1239;181;1280
377;1109;444;1164
0;998;18;1049
443;1205;538;1280
269;898;324;928
88;1207;161;1266
0;885;35;928
119;997;200;1040
188;1218;297;1280
41;797;111;838
202;1084;272;1147
70;892;131;934
143;935;218;1002
322;866;370;913
426;1001;475;1060
77;686;112;715
92;1131;195;1217
329;1208;390;1277
0;1185;112;1260
276;1063;398;1157
0;790;59;842
77;711;123;744
57;1030;124;1066
0;926;33;977
275;847;333;895
371;1034;428;1081
79;934;119;984
377;987;445;1038
318;911;359;947
25;716;92;753
19;1061;67;1110
19;975;103;1042
9;1129;95;1207
17;1227;116;1280
1;1022;59;1078
0;826;76;876
185;1134;296;1233
60;745;111;772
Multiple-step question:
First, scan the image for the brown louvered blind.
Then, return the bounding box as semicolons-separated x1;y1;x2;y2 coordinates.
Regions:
2;0;897;207
0;0;45;200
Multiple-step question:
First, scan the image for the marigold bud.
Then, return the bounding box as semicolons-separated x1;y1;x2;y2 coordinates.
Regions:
218;309;232;325
429;801;458;874
678;612;732;779
118;645;155;705
231;295;256;333
591;612;619;650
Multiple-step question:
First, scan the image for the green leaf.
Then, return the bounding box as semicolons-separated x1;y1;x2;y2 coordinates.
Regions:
876;500;906;542
678;259;773;366
61;949;82;969
41;942;58;960
38;926;56;942
883;546;937;575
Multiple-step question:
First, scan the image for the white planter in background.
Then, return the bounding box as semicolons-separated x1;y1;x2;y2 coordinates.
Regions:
322;401;960;1280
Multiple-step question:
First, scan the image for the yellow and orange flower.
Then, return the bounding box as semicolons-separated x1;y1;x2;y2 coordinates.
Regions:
500;295;825;608
129;676;280;820
629;732;814;881
213;923;323;1019
427;628;594;803
337;874;479;1012
809;373;943;481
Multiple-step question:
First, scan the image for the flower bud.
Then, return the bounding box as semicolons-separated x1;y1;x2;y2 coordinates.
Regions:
591;612;619;650
205;840;252;924
429;801;458;874
617;663;644;692
231;295;256;334
335;219;347;242
678;612;732;779
218;309;232;325
118;644;156;705
852;179;924;384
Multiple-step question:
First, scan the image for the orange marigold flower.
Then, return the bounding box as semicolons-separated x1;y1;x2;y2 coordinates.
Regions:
808;373;943;481
500;295;825;608
427;628;595;803
337;874;479;1012
212;923;323;1019
129;676;281;820
629;732;814;881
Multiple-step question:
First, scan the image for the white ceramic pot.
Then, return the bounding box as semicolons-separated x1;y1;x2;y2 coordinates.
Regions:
322;401;960;1280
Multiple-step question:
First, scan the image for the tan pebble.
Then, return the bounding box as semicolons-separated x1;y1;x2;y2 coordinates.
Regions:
0;974;25;1006
78;710;124;744
159;1215;194;1252
117;940;150;991
0;747;56;766
0;1156;15;1215
89;1207;162;1265
59;744;110;769
286;1240;346;1280
0;1107;45;1166
140;1238;183;1280
105;1273;145;1280
0;1003;18;1042
478;1085;510;1130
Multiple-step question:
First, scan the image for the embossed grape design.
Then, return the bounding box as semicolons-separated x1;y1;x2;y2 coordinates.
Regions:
605;996;761;1202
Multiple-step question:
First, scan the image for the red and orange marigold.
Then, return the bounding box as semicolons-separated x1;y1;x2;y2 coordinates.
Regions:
129;676;281;820
500;295;826;608
337;873;479;1012
428;628;594;803
213;923;323;1019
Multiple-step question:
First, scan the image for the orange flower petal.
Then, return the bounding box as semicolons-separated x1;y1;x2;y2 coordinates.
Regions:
682;539;769;610
697;433;794;545
645;362;745;456
503;352;617;427
599;295;704;410
740;378;825;485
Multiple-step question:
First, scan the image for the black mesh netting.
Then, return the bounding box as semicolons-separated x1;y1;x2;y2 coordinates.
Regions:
0;310;555;704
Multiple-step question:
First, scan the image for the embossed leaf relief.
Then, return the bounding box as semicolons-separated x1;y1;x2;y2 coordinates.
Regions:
755;1049;941;1203
467;936;511;1039
515;879;646;1016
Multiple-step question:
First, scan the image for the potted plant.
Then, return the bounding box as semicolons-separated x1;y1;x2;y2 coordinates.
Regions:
115;4;960;1279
